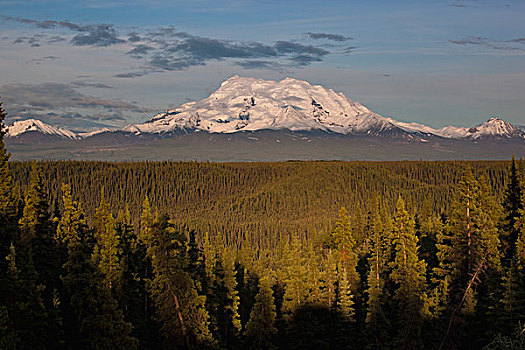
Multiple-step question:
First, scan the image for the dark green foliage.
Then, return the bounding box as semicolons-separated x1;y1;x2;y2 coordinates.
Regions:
8;160;512;251
0;158;523;349
244;276;277;350
59;184;137;350
501;157;524;264
390;196;428;349
145;213;215;349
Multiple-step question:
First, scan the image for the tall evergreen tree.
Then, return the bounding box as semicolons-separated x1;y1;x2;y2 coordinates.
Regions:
222;248;242;342
17;162;63;348
332;207;360;293
13;251;48;350
58;184;136;350
281;235;308;318
390;196;428;349
92;187;123;293
244;276;277;350
365;204;391;350
145;213;214;349
500;196;525;329
139;195;154;245
501;157;524;264
319;249;338;308
4;241;47;350
18;162;57;287
337;265;355;321
435;168;501;348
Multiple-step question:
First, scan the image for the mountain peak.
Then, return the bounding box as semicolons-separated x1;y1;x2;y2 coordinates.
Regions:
471;117;522;139
120;76;525;141
127;76;380;135
486;116;504;123
6;77;524;143
7;119;78;139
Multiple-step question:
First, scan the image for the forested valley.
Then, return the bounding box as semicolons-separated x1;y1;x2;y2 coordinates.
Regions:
1;109;525;349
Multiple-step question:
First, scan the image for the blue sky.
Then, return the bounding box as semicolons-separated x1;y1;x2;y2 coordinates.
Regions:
0;0;523;130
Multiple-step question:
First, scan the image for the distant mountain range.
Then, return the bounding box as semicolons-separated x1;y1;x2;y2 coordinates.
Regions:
4;76;525;161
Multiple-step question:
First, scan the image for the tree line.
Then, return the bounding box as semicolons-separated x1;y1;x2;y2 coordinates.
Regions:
1;102;525;349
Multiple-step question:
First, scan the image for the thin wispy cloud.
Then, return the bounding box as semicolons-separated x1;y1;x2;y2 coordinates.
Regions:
1;15;125;47
70;81;115;89
125;31;336;75
1;15;352;77
449;36;525;51
306;32;353;42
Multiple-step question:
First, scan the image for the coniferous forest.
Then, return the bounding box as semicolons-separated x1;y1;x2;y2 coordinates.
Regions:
1;105;525;349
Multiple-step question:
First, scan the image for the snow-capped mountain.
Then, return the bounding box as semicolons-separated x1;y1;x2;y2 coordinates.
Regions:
121;76;524;140
436;118;525;140
5;77;525;143
122;76;409;137
6;119;78;139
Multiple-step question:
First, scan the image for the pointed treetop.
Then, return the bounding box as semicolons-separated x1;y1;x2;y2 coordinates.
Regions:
56;183;87;245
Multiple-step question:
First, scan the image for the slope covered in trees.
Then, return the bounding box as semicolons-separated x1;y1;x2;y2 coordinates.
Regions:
1;112;525;348
8;160;512;250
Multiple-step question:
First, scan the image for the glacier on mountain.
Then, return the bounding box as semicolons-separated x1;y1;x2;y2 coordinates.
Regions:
5;76;525;141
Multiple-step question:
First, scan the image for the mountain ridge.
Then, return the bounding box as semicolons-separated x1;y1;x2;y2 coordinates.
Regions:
5;76;525;142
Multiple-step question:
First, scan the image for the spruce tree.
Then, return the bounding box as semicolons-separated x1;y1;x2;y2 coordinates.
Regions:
435;169;501;348
58;184;136;350
92;188;123;293
18;162;57;287
17;162;63;348
337;265;355;321
365;205;391;349
244;276;277;350
222;248;242;341
332;207;360;293
203;231;217;288
281;235;308;318
319;249;338;308
14;252;48;350
145;213;214;349
304;241;322;305
390;196;428;349
447;170;501;307
501;157;524;264
138;195;156;340
139;195;154;245
501;200;525;329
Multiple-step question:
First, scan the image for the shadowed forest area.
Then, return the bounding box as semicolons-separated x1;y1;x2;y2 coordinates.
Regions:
1;105;525;349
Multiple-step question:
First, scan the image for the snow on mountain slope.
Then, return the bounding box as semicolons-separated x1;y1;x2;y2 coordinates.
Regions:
385;118;438;135
78;128;113;138
123;76;405;136
6;119;78;139
5;77;524;143
435;118;525;139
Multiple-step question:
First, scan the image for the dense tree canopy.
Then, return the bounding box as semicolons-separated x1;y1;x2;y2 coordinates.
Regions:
0;151;524;348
